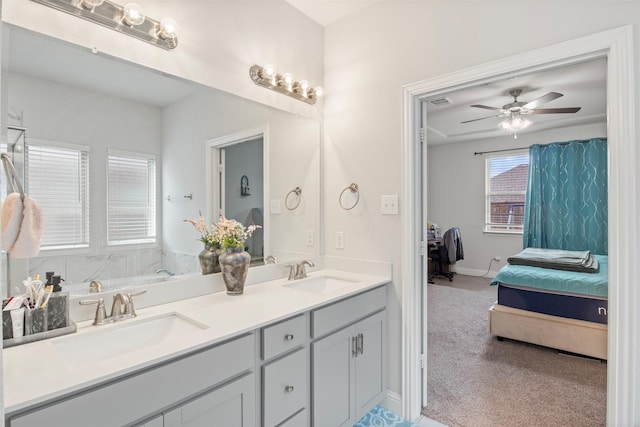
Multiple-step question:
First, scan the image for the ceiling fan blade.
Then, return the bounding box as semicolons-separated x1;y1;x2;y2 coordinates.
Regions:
530;107;582;114
470;104;503;111
522;92;563;110
461;114;503;124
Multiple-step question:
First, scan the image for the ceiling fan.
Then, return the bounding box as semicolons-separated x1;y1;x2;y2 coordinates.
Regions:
461;88;582;124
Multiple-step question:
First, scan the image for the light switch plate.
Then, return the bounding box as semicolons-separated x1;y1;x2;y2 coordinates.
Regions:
381;195;399;215
335;231;344;249
270;199;281;214
306;230;314;246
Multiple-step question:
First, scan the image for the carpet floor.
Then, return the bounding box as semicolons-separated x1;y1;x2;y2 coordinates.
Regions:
422;274;607;427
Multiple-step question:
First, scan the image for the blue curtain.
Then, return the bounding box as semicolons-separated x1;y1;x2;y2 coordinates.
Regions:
523;138;608;254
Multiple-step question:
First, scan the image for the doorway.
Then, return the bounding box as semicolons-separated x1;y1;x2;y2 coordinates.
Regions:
401;26;637;425
206;127;269;261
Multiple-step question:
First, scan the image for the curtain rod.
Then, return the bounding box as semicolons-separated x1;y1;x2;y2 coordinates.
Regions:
473;147;529;156
473;137;607;156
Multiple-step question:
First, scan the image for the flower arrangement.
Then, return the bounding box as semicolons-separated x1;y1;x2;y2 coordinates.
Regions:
213;215;261;249
185;212;260;250
184;212;219;248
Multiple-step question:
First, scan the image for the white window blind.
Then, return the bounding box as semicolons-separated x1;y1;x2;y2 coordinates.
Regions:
25;142;90;249
485;152;529;233
107;150;156;245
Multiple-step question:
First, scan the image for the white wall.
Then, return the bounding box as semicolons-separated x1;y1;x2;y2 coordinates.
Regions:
428;122;607;276
323;0;640;408
1;0;324;121
161;88;320;262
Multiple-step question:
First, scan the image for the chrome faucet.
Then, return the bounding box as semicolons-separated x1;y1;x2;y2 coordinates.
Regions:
265;255;278;264
110;293;132;321
79;289;147;325
155;268;175;276
294;260;315;280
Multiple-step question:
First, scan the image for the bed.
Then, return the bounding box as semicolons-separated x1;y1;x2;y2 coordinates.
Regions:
488;253;608;360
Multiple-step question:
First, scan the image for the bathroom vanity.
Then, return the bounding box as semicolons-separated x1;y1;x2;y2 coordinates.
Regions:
4;268;389;426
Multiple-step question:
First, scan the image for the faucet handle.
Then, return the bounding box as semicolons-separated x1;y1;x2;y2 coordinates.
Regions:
123;289;147;317
79;297;111;326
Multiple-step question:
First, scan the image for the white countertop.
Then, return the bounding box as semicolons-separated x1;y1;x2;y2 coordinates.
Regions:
3;268;390;414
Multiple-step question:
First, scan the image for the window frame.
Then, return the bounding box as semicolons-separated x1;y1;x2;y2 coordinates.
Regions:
484;150;530;235
24;138;91;251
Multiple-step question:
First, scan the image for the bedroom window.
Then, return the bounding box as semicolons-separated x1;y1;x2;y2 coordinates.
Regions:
107;150;156;246
485;152;529;233
25;141;91;249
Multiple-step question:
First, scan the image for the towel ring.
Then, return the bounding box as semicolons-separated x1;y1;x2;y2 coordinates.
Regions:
285;187;302;210
339;183;359;210
1;153;25;201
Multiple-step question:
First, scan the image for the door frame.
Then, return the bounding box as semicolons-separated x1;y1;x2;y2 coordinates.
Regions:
401;26;636;424
206;126;270;256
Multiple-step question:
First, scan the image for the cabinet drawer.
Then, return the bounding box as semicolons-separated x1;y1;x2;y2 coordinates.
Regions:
311;285;386;339
262;314;306;360
262;348;307;427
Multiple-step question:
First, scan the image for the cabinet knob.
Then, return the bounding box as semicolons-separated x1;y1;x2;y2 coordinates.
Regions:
284;385;295;393
284;334;294;341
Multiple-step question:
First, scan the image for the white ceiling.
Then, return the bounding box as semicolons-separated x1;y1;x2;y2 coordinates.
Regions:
285;0;382;26
424;58;607;144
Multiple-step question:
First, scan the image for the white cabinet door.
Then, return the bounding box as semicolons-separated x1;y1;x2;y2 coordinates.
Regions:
311;325;355;427
354;310;387;419
163;373;255;427
311;310;387;427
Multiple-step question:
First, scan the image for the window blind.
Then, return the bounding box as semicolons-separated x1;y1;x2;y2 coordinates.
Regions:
485;153;529;232
107;150;156;245
25;142;90;249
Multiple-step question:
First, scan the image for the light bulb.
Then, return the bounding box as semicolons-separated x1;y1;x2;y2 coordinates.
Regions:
123;3;145;26
299;80;310;91
281;73;294;89
158;18;178;40
262;64;276;79
80;0;104;9
312;86;324;98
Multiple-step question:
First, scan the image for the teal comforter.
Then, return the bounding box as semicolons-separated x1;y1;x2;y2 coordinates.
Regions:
490;255;608;297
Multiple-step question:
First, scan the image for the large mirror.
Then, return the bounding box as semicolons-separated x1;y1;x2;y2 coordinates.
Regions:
1;25;321;296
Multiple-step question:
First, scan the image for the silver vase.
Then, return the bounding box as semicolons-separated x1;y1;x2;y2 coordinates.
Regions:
199;245;222;275
219;247;251;295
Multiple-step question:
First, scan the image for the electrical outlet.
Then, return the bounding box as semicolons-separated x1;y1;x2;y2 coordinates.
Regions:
381;195;399;215
306;230;314;247
335;231;344;249
493;256;501;262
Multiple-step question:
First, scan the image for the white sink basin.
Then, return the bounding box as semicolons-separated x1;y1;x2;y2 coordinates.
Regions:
54;312;208;368
283;276;357;294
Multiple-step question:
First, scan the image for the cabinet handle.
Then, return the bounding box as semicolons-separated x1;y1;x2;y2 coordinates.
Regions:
284;385;295;393
284;334;294;341
352;336;358;357
357;333;364;355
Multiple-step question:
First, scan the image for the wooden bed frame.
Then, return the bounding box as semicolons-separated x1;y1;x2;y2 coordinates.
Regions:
488;303;607;360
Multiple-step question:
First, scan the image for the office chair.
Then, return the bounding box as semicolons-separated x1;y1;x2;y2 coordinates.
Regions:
428;243;454;282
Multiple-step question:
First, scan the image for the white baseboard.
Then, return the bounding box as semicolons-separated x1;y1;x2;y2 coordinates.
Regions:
452;266;499;279
381;389;402;415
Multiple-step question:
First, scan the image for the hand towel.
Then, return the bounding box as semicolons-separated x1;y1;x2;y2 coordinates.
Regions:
1;192;24;251
10;195;42;258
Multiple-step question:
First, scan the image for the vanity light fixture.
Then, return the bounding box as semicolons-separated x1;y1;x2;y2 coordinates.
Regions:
249;64;324;105
29;0;178;50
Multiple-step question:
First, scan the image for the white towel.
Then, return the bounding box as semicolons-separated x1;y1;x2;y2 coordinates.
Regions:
1;192;23;251
10;195;42;258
